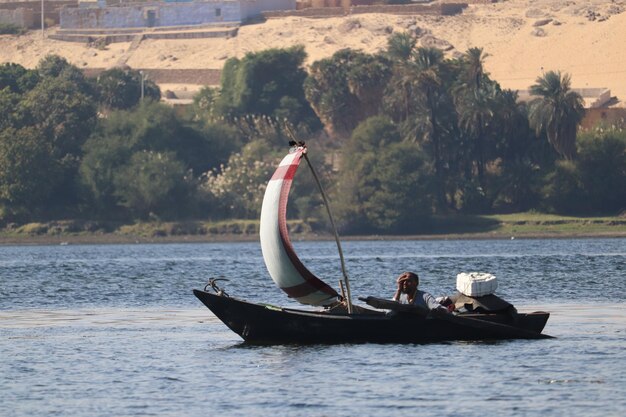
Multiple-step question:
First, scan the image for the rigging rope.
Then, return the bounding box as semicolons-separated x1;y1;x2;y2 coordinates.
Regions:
300;148;354;314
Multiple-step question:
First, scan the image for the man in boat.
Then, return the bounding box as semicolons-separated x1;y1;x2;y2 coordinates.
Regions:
392;272;454;313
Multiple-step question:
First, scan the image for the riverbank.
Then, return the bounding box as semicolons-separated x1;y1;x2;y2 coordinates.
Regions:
1;213;625;245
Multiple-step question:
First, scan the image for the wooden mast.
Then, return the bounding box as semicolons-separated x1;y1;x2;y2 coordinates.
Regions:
301;148;354;314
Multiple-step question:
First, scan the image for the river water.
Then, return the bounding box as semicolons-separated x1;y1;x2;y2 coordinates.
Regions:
0;238;624;416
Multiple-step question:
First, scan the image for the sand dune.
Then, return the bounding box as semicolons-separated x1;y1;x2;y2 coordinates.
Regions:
1;0;625;105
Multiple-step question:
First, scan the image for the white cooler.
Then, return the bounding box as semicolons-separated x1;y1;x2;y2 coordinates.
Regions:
456;272;498;297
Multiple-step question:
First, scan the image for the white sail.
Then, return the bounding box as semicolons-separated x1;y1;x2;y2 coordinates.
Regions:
259;147;339;306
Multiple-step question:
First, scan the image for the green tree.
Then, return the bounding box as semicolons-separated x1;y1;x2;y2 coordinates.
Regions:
491;90;544;211
191;86;220;121
38;55;82;80
542;129;626;214
213;46;320;131
96;67;160;110
37;55;96;97
462;47;489;93
80;132;131;214
305;49;392;137
333;116;432;232
453;48;496;188
528;71;585;160
0;63;39;94
409;48;452;210
0;127;59;217
0;88;20;130
20;76;97;159
383;42;460;212
576;129;626;213
13;59;99;212
542;160;584;213
113;151;191;218
386;32;416;62
81;102;236;217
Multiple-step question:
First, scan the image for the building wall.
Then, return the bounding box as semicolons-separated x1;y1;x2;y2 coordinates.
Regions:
61;2;242;28
240;0;295;19
61;0;295;29
264;2;466;18
263;6;342;18
580;108;626;131
0;1;76;26
0;7;34;27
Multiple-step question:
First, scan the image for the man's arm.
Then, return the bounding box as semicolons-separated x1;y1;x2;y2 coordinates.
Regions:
423;292;450;312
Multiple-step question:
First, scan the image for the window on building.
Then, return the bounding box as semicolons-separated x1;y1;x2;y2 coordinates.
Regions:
215;8;221;17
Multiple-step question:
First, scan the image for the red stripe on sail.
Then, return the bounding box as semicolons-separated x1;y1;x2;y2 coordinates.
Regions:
271;163;299;181
281;282;323;298
276;151;338;301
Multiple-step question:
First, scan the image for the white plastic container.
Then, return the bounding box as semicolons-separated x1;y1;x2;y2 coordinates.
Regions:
456;272;498;297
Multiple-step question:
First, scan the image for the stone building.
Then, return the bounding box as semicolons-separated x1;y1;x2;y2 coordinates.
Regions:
60;0;296;29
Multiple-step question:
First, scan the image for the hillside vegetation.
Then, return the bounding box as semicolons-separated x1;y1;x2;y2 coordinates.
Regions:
1;41;624;239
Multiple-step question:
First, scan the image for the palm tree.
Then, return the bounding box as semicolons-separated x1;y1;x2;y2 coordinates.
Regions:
408;47;449;210
463;47;490;93
494;89;543;210
384;44;454;211
386;32;416;62
454;48;495;186
456;82;498;183
384;33;418;121
411;47;445;155
528;71;585;160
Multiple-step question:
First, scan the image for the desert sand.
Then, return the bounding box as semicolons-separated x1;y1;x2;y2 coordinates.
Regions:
1;0;625;104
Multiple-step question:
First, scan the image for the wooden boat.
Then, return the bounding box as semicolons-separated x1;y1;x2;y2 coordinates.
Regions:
194;289;550;344
194;144;551;344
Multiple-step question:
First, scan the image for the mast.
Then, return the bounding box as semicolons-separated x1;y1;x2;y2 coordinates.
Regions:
301;148;354;314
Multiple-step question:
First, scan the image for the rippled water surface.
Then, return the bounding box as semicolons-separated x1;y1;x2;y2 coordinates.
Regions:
1;239;625;416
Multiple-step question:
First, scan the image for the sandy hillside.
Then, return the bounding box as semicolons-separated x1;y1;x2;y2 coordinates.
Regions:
1;0;625;104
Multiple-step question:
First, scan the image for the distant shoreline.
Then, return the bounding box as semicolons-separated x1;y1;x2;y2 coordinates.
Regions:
2;213;624;246
1;230;625;246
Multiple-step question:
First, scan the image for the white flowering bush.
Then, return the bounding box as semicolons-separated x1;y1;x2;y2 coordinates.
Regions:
201;141;280;219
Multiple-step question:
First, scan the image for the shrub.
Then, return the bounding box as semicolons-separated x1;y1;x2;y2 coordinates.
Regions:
542;160;584;214
0;23;25;35
17;223;48;235
200;140;280;219
334;116;432;233
576;129;626;213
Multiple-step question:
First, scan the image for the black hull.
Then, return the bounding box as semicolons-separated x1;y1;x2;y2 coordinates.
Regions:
193;290;551;344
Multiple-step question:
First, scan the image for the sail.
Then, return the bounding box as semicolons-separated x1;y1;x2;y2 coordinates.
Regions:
260;147;339;306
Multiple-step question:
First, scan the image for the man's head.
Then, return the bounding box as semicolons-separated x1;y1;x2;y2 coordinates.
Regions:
397;271;419;294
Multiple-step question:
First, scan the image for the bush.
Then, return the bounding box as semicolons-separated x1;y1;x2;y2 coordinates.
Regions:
576;129;626;213
96;68;160;110
0;127;60;213
0;63;39;94
542;160;584;214
80;102;238;218
334;116;432;233
17;223;48;235
541;129;626;214
0;23;25;35
113;151;192;219
200;140;280;219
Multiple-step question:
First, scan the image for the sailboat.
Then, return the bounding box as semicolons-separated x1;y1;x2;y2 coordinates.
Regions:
193;144;550;344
